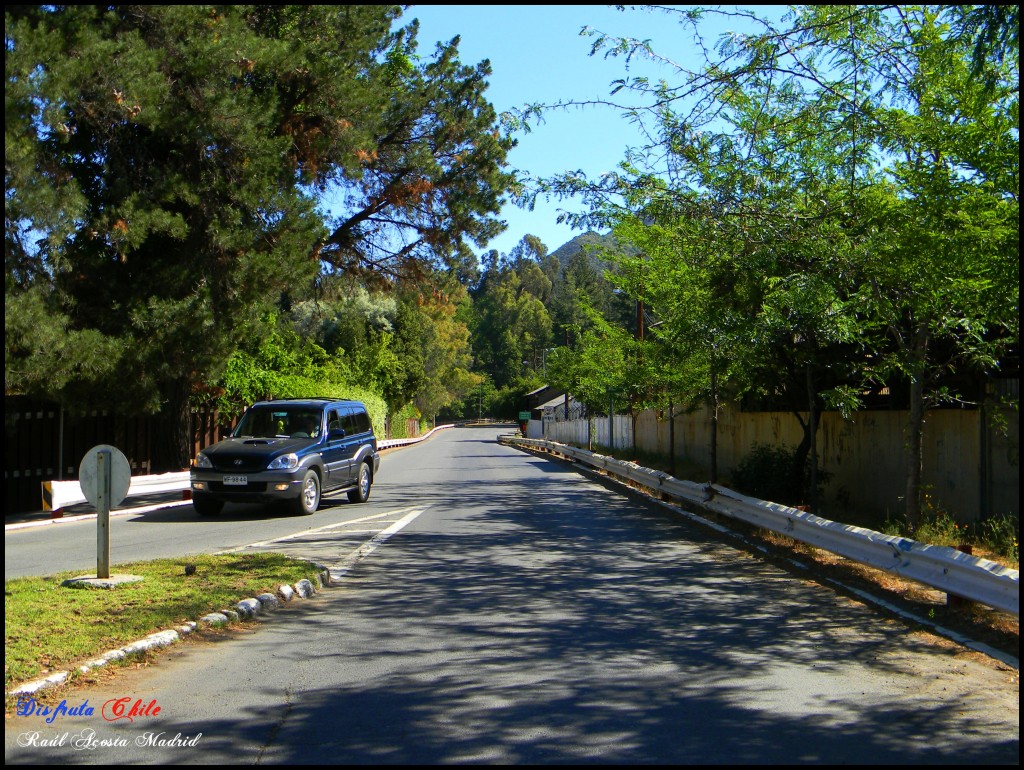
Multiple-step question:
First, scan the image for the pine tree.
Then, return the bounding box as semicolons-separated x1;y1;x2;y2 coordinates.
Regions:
5;6;513;468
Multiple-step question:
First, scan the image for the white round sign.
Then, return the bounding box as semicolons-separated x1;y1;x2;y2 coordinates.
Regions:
79;444;132;509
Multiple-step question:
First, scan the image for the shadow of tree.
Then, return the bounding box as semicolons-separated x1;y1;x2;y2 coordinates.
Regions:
7;429;1017;764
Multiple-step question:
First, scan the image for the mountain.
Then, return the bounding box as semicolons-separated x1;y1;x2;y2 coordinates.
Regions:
548;231;621;270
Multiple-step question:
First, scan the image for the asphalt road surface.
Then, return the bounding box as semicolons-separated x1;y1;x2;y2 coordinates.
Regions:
5;426;1019;764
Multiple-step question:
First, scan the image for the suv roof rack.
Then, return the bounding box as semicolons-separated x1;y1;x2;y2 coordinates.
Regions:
260;396;354;402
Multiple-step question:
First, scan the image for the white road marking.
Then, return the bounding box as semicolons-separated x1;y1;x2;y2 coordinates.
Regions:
216;506;424;554
328;506;428;582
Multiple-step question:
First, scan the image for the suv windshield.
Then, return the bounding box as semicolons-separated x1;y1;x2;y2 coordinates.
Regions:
233;406;322;439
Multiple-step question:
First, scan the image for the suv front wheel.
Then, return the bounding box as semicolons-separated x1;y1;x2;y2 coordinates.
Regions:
291;469;321;515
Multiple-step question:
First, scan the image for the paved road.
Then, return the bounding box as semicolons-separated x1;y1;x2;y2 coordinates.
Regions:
5;440;457;581
5;426;1019;764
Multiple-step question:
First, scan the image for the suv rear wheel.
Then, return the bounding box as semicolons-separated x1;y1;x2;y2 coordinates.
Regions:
347;461;372;504
291;469;320;515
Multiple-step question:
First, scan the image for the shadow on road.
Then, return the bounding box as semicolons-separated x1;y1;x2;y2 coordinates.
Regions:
9;431;1018;764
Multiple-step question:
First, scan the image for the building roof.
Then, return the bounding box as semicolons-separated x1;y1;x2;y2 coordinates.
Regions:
539;394;573;411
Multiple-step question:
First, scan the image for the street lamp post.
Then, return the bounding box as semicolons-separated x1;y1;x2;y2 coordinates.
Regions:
542;347;556;379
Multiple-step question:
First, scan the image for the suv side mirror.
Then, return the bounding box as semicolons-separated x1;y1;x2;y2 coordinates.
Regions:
328;428;347;440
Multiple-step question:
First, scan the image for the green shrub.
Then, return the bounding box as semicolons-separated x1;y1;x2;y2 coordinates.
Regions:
980;513;1019;564
913;510;964;547
731;442;832;507
882;492;1018;566
732;443;803;506
388;403;421;439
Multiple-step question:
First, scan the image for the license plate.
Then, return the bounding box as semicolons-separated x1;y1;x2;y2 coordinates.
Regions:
223;475;247;486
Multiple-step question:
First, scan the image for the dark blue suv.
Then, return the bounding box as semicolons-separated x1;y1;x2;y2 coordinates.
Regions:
190;398;380;516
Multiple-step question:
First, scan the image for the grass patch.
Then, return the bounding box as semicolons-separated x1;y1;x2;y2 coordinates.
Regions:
4;552;323;695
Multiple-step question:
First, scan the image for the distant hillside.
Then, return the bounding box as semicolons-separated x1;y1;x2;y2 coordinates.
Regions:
548;231;622;269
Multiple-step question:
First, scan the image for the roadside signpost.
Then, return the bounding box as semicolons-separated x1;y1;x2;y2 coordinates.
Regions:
518;411;531;437
79;444;131;579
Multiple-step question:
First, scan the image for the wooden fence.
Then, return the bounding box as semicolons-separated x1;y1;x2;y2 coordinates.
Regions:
4;397;235;515
544;401;1019;524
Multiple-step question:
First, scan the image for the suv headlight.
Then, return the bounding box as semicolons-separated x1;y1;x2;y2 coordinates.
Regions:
194;453;213;469
267;453;299;470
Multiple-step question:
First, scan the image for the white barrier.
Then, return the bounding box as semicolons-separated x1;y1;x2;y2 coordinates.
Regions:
502;435;1020;617
39;425;456;515
378;424;454;449
42;471;192;515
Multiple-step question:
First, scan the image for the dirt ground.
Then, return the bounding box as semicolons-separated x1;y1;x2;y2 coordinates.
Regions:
736;520;1018;660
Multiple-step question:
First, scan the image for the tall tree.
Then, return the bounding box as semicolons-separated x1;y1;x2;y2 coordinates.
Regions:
528;5;1017;521
412;281;483;423
5;6;514;468
609;211;756;486
470;261;553;389
319;22;515;281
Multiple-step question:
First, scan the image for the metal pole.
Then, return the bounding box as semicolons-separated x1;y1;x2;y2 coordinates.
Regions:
710;369;718;486
669;401;676;477
609;393;614;451
58;406;64;481
97;449;111;579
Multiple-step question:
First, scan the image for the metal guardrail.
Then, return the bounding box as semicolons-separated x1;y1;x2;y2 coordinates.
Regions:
501;435;1020;617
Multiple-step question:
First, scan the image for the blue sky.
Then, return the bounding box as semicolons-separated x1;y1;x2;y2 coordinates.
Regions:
405;5;726;257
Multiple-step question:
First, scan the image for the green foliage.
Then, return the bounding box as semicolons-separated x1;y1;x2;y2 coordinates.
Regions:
522;4;1017;524
470;240;555;388
5;5;513;466
464;232;640;398
883;489;966;546
205;314;387;437
489;375;546;420
4;287;124;408
412;287;483;420
442;374;499;421
884;497;1019;566
915;513;967;551
389;402;422;439
731;443;832;508
979;514;1019;565
545;311;632;413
